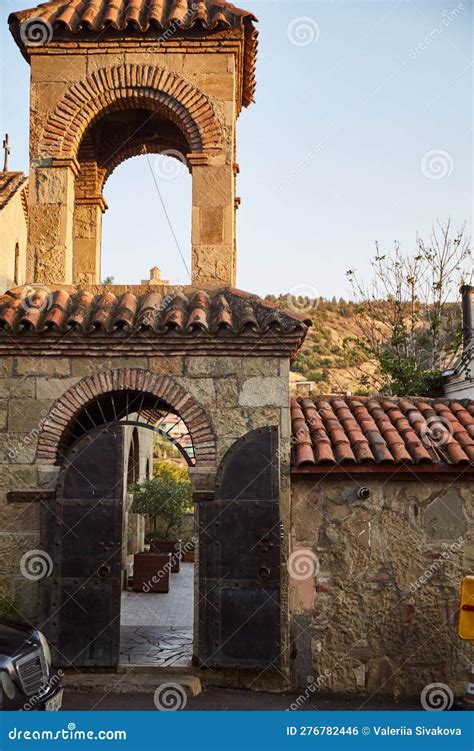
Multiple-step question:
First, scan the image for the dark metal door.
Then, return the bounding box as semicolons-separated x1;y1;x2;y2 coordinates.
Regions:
41;427;124;668
198;427;281;668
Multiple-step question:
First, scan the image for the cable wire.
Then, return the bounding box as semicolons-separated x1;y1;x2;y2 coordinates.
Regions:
145;153;192;281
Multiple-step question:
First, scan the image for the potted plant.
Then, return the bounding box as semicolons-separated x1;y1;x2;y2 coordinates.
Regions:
132;464;192;574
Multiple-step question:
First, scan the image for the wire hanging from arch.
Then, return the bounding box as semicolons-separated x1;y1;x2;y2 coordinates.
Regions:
58;390;196;466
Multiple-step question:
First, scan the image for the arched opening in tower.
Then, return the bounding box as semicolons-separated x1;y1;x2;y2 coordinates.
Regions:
74;104;193;286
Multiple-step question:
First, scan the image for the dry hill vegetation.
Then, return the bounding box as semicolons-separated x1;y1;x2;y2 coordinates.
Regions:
268;295;460;396
269;221;472;397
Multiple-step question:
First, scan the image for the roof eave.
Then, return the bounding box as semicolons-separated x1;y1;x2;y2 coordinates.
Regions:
8;9;259;107
291;464;474;479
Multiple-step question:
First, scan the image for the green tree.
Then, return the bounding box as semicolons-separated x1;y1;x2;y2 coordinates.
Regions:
132;464;192;538
154;460;189;484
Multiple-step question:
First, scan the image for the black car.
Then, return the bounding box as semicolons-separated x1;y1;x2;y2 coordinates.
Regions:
0;617;63;711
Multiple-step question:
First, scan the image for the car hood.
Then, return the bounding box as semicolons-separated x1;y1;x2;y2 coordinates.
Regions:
0;618;37;661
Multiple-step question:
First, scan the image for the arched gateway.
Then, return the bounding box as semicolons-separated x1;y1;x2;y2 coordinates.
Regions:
37;367;217;467
0;284;310;673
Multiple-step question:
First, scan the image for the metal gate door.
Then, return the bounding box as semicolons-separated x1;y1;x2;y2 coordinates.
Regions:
41;427;124;667
198;426;281;668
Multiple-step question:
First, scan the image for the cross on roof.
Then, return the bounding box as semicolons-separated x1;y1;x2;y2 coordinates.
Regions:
2;134;10;172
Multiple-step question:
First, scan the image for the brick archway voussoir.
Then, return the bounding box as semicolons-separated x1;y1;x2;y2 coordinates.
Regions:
36;368;217;467
40;64;222;159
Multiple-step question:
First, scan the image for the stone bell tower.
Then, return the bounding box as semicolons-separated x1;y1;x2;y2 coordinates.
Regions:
8;0;258;288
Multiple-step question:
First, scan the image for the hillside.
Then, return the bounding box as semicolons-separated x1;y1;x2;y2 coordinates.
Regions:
268;294;461;396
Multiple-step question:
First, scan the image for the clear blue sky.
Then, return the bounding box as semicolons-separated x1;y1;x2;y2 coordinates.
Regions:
1;0;472;296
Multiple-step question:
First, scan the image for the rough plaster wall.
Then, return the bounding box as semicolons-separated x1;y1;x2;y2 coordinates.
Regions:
290;478;473;697
0;192;28;292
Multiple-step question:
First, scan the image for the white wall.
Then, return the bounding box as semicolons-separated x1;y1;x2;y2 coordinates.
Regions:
0;189;27;292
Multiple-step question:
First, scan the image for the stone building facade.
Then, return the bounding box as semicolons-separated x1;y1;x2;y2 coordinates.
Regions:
0;284;306;683
290;397;474;697
0;0;473;698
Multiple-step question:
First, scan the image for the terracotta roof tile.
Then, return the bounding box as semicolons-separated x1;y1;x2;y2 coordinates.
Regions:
0;171;27;211
9;0;258;106
292;395;474;468
187;291;209;331
0;285;311;339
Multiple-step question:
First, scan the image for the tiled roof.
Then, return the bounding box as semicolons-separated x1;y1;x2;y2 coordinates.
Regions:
291;396;474;468
0;172;27;211
9;1;258;105
0;285;311;337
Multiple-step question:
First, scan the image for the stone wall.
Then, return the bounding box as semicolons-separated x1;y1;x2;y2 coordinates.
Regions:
0;188;27;292
290;477;473;698
0;355;290;636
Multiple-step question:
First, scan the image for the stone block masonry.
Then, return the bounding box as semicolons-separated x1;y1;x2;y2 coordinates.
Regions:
290;477;473;698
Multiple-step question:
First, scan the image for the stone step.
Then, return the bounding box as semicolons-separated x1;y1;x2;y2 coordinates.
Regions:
116;664;196;675
62;672;201;697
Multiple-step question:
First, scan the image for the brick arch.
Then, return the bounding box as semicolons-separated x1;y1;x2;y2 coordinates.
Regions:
101;139;190;191
36;368;216;468
40;64;222;158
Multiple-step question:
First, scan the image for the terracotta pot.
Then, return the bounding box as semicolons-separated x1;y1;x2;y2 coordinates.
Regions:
132;552;172;593
149;539;182;573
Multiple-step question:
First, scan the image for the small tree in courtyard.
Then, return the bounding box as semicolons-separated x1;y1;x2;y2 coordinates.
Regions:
131;462;192;539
